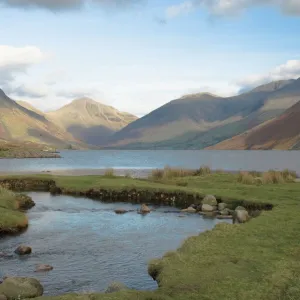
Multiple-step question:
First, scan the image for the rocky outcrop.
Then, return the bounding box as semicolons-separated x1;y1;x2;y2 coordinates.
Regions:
35;265;53;272
202;195;217;206
0;277;43;299
14;245;32;255
105;282;128;293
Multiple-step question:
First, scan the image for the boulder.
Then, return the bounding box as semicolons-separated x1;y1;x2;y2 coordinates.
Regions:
35;265;53;272
235;206;246;211
0;295;7;300
0;277;43;299
200;211;218;218
140;204;151;214
201;204;216;212
14;245;32;255
219;208;231;216
114;209;128;215
202;195;217;206
105;282;128;293
235;210;250;224
218;203;227;211
181;207;196;213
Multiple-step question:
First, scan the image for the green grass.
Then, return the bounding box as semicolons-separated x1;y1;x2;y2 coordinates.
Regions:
2;173;300;300
0;187;28;233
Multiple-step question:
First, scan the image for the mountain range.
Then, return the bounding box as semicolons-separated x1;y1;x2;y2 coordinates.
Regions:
1;77;300;151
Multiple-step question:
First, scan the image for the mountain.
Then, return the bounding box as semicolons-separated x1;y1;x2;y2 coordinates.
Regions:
16;100;45;116
206;99;300;150
0;89;81;148
104;79;300;149
46;97;138;145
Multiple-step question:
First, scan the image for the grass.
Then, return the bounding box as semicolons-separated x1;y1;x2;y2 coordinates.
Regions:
2;172;300;300
0;187;28;233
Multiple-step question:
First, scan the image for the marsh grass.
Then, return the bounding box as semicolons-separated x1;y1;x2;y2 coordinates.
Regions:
150;166;194;180
104;168;115;177
238;169;297;185
195;165;211;176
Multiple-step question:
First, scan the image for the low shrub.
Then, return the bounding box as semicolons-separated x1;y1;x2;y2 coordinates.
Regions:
176;181;188;187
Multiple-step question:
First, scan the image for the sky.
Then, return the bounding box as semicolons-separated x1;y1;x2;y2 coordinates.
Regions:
0;0;300;116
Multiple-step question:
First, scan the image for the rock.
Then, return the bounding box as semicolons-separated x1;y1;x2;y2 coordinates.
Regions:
0;277;43;299
114;209;128;214
0;294;7;300
196;204;203;211
202;195;217;206
217;215;233;220
201;204;216;212
235;209;250;223
219;208;231;216
35;264;53;272
105;282;128;293
14;245;32;255
218;203;227;211
235;206;246;211
140;204;151;214
181;207;196;213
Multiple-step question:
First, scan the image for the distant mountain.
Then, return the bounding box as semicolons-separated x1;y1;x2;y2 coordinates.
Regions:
207;99;300;150
104;79;300;149
17;100;45;116
46;97;138;145
0;89;81;148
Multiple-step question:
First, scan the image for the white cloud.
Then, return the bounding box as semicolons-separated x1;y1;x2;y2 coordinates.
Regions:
0;45;45;87
165;0;300;19
236;59;300;91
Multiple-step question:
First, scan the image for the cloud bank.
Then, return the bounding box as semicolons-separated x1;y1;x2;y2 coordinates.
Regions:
166;0;300;19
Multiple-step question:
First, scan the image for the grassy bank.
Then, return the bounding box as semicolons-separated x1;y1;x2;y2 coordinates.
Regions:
0;187;29;234
1;173;300;299
0;141;60;159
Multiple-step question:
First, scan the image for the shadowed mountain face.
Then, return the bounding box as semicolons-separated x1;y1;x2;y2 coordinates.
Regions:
207;98;300;150
46;97;138;145
104;79;300;149
0;89;80;148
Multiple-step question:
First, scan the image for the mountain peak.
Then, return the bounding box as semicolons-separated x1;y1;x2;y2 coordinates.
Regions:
180;92;219;100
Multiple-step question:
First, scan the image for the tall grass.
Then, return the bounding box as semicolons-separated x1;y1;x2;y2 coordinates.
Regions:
104;168;115;177
150;166;194;180
238;169;297;185
195;165;211;176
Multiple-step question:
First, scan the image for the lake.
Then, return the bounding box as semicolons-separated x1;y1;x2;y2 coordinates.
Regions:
0;192;229;295
0;150;300;175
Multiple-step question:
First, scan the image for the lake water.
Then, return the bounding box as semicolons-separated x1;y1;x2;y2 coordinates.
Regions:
0;192;229;295
1;150;300;174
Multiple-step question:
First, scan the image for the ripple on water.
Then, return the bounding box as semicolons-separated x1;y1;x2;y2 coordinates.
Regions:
0;192;230;295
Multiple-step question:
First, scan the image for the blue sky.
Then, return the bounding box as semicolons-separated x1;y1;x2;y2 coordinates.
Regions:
0;0;300;116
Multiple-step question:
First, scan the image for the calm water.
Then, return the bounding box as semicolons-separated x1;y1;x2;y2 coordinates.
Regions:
0;150;300;174
0;192;228;295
